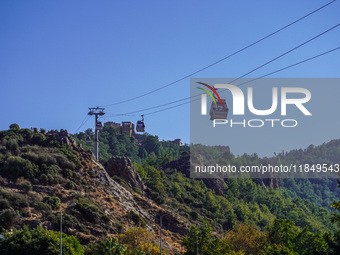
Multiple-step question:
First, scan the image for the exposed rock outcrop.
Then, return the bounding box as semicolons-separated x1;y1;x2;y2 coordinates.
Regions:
163;155;190;177
104;156;143;191
46;129;76;147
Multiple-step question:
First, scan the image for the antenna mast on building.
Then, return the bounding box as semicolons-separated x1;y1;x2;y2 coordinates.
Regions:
88;107;105;160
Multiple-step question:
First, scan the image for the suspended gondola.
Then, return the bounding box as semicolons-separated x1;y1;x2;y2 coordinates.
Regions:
210;96;229;120
136;115;145;132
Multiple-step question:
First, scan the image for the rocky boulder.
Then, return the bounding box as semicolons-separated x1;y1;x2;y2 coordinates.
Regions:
104;156;143;191
45;129;76;147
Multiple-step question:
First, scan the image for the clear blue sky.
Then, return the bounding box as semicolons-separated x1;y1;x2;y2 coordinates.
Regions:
1;0;339;156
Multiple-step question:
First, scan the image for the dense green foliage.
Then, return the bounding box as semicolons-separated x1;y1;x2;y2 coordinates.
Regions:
72;196;110;225
0;124;81;184
279;178;340;210
0;125;95;230
183;219;334;255
73;126;189;163
0;226;84;255
43;196;61;210
134;161;336;234
85;237;127;255
0;186;43;229
274;141;340;209
1;124;340;254
192;142;340;211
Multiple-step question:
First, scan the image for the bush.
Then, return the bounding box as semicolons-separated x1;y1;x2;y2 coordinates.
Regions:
46;173;64;185
50;211;78;231
151;191;166;204
34;202;52;213
133;187;142;196
0;208;20;229
59;147;81;168
65;180;77;190
0;225;84;255
9;123;20;131
21;180;32;193
56;155;76;170
129;210;146;227
27;191;42;206
20;128;34;140
0;156;38;179
42;196;61;210
6;139;18;152
73;197;109;225
0;145;6;154
0;188;29;210
112;176;132;193
39;174;48;184
63;168;73;178
116;223;123;233
21;152;58;168
85;237;126;255
190;211;198;220
0;198;10;210
32;133;46;145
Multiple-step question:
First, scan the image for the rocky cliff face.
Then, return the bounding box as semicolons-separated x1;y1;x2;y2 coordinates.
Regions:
0;129;188;254
104;156;143;191
45;129;77;147
73;146;188;253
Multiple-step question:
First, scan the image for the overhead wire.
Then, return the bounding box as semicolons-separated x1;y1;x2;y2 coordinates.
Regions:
142;46;340;116
104;113;138;117
75;114;91;132
229;23;340;84
108;23;340;116
106;97;192;115
99;0;336;108
237;46;340;87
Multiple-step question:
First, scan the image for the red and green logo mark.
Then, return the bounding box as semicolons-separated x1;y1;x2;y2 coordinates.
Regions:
196;82;223;106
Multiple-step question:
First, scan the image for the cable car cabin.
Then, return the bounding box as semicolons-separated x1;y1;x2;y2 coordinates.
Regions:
210;99;229;120
136;120;145;132
96;121;103;130
85;137;91;143
136;115;145;132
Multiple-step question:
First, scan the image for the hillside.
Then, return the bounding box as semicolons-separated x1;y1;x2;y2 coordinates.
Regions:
0;124;339;254
0;125;186;254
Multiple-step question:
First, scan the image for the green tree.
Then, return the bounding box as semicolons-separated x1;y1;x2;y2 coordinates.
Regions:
118;227;160;254
43;196;61;210
269;219;296;249
9;123;20;131
224;225;267;254
21;180;32;193
32;133;46;145
293;227;328;255
183;224;226;255
0;208;20;229
268;219;328;255
85;237;126;255
327;181;340;254
260;244;297;255
0;156;38;178
0;225;84;255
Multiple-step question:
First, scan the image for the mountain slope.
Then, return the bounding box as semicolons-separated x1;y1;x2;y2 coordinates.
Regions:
0;124;339;254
